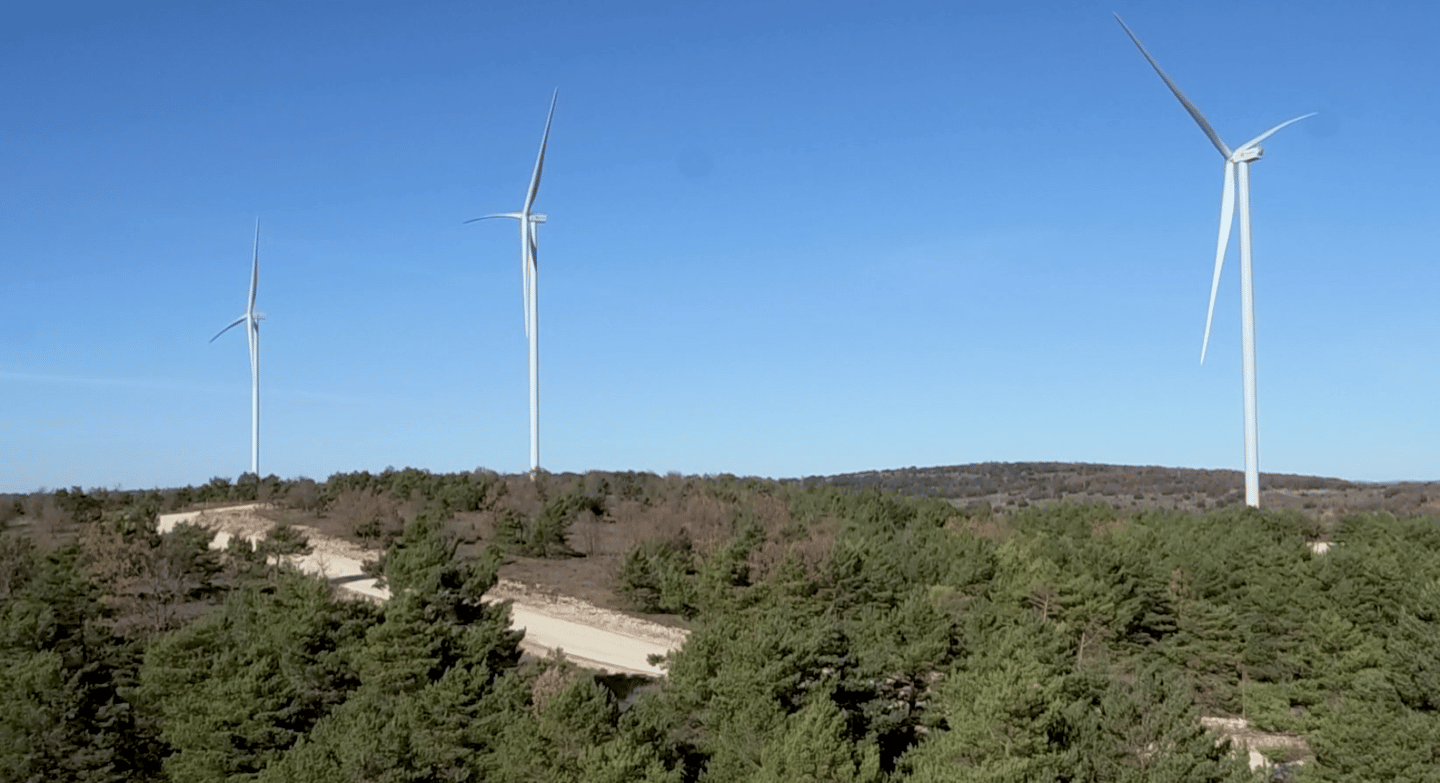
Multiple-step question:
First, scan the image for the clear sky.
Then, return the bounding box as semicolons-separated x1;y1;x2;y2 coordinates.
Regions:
3;0;1436;493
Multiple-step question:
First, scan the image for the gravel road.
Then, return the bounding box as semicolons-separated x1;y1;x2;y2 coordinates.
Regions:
158;505;685;676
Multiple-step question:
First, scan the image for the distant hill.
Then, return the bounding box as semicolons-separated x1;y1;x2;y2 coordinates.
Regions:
803;461;1440;517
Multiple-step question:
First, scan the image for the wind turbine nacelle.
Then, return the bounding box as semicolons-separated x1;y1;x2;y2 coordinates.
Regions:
1234;147;1263;163
529;214;548;224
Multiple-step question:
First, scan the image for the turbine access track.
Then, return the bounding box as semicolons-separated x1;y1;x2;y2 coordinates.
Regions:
157;504;686;677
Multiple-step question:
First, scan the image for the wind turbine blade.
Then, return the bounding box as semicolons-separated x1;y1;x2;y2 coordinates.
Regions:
523;256;533;339
529;220;542;333
1201;162;1237;363
1114;14;1231;159
1236;113;1317;153
464;212;522;225
211;315;246;343
248;218;260;314
522;89;558;215
524;221;535;338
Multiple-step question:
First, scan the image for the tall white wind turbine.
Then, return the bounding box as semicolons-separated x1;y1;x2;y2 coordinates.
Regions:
211;219;265;477
467;90;557;476
1116;15;1313;509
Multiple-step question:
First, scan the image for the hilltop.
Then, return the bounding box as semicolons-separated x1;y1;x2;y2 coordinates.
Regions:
804;461;1440;517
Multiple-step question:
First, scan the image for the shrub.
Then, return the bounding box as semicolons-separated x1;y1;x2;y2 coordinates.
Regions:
617;533;698;616
495;490;601;558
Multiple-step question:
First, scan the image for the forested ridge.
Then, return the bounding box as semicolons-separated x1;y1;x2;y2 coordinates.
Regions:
3;468;1439;781
810;462;1440;517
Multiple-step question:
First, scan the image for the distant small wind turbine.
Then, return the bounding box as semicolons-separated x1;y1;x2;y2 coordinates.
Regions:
1116;15;1314;509
467;90;557;476
211;219;265;477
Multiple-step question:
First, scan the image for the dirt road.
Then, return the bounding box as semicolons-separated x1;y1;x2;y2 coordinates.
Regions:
158;505;685;676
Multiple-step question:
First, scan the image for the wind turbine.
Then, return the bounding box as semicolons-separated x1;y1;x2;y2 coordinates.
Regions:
211;219;265;478
467;89;557;476
1116;15;1313;509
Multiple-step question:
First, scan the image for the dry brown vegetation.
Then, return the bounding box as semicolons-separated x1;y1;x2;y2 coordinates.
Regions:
809;461;1440;517
6;461;1436;626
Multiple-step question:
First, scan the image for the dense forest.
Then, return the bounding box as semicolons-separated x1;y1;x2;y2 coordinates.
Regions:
3;467;1439;781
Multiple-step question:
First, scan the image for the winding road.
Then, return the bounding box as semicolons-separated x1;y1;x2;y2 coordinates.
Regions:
158;505;685;676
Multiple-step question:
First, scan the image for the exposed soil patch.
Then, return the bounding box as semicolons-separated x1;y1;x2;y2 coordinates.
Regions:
463;509;691;629
1200;716;1313;772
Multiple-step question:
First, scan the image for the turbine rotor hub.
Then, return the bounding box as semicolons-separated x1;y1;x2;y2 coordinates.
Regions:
1232;146;1263;163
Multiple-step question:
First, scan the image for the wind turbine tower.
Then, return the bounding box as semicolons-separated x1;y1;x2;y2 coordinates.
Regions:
468;90;557;477
1116;16;1314;508
211;219;265;477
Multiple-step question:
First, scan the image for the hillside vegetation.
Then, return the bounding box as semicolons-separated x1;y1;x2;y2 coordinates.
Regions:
3;465;1439;781
811;462;1440;517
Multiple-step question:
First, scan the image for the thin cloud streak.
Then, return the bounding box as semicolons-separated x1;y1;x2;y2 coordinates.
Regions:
0;371;352;403
0;371;223;393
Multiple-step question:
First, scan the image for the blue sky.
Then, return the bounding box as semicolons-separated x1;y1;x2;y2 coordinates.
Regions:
3;0;1436;493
